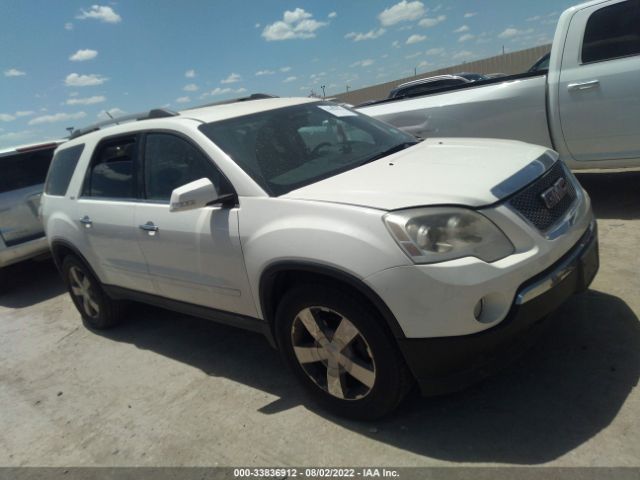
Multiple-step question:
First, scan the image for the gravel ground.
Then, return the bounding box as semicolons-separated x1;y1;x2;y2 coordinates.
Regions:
0;169;638;467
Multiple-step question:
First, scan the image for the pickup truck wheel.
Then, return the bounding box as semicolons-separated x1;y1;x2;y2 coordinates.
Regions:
61;255;124;330
276;285;412;420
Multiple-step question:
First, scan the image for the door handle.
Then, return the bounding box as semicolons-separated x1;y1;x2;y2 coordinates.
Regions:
80;216;93;228
139;221;159;236
567;80;600;92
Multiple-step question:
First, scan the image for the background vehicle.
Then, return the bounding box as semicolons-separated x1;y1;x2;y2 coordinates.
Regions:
359;0;640;170
42;97;597;419
388;75;470;100
0;140;64;270
528;52;551;73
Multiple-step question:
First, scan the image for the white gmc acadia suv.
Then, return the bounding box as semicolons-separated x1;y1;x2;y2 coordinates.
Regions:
41;95;599;419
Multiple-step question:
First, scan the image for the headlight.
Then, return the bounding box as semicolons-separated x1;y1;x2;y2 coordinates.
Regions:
384;207;514;264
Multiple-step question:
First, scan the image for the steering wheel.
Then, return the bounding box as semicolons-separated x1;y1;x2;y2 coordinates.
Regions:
310;142;333;157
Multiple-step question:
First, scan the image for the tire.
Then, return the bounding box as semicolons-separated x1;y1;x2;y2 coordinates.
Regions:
61;255;125;330
275;284;413;420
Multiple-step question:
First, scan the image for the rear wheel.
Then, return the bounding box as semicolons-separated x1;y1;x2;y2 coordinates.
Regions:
62;255;125;329
276;285;412;419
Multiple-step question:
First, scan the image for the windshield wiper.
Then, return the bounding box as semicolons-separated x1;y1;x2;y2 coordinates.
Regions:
360;142;419;166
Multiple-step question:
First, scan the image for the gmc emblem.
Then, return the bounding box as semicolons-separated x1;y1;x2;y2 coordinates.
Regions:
540;177;569;209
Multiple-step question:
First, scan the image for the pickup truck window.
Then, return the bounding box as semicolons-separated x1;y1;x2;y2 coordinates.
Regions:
45;145;84;196
0;149;53;194
582;0;640;64
199;102;416;196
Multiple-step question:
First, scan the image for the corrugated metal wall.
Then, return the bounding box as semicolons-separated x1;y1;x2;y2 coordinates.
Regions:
333;44;551;106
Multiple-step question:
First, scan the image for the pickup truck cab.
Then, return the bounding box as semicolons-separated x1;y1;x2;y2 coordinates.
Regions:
42;97;598;419
360;0;640;170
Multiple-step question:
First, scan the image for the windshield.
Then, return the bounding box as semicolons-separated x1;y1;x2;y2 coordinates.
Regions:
198;102;417;196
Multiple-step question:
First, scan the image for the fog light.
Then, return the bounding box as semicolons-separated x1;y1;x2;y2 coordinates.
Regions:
473;299;484;320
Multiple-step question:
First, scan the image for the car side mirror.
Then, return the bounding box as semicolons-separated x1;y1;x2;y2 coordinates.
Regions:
169;178;219;212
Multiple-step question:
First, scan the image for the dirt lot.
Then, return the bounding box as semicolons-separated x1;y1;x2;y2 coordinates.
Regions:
0;170;639;467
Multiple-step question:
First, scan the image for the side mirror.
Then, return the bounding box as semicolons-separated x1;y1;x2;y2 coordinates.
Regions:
169;178;218;212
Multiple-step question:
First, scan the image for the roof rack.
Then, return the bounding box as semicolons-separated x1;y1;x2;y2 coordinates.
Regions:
184;93;279;111
69;108;179;140
68;94;277;140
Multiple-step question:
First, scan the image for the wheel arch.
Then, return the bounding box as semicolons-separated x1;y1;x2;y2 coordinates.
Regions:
50;239;102;283
259;261;406;343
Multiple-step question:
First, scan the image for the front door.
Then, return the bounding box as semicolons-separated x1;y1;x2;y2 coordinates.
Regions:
558;0;640;163
134;132;256;318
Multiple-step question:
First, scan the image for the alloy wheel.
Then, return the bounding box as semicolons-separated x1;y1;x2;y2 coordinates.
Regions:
291;306;376;400
68;266;100;318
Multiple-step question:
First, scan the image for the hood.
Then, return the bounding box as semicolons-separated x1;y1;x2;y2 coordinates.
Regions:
283;138;557;210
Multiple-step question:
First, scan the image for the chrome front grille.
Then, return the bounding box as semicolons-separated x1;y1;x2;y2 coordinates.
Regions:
508;161;577;232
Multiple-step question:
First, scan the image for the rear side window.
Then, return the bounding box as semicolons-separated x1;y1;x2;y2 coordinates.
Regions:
45;145;84;196
143;133;232;201
83;137;136;199
0;149;54;194
582;0;640;63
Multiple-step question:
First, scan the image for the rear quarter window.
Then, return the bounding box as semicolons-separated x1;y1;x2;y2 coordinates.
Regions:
44;144;85;196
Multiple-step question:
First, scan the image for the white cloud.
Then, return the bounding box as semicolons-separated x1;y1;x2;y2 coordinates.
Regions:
351;59;375;68
255;69;275;76
183;83;198;92
97;108;126;120
280;66;292;72
176;96;191;104
0;130;34;144
0;114;15;122
405;52;422;59
454;25;469;33
262;8;328;41
417;60;430;68
76;5;121;23
527;15;541;22
28;111;86;125
66;95;106;105
459;34;475;42
221;73;241;84
236;87;247;93
255;22;261;28
185;69;196;78
15;111;35;117
204;87;240;97
65;73;107;87
283;76;298;83
499;27;533;39
464;12;478;18
345;28;386;41
64;22;74;30
328;11;337;18
418;15;446;28
392;40;401;48
453;50;474;60
4;68;26;77
406;34;426;45
69;49;98;61
378;0;425;26
426;47;445;55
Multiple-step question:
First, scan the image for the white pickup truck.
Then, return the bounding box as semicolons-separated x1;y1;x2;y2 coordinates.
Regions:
359;0;640;170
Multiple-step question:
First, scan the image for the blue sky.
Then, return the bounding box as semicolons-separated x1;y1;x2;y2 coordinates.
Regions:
0;0;576;148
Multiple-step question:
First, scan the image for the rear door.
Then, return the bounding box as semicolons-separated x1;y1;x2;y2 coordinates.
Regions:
558;0;640;162
76;134;154;293
0;145;56;247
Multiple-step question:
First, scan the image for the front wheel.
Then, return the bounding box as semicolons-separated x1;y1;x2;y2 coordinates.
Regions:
276;285;412;419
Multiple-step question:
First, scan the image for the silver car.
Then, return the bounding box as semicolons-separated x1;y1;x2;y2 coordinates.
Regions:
0;140;64;269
